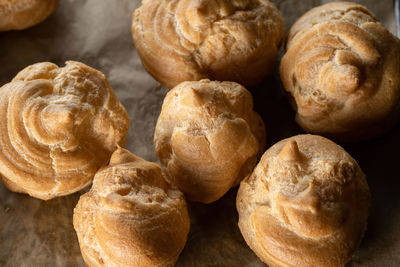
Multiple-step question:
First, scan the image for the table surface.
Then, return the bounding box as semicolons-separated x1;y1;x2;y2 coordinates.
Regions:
1;0;399;266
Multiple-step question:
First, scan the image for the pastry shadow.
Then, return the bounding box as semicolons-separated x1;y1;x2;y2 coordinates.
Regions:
177;188;264;267
344;124;400;264
249;63;304;148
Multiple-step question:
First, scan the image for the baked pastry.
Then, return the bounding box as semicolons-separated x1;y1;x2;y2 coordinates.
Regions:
154;79;265;203
0;61;129;200
280;2;400;142
0;0;59;31
132;0;284;89
237;134;370;267
73;146;190;267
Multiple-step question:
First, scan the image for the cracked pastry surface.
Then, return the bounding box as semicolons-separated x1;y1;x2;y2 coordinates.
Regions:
0;0;58;31
132;0;284;89
237;134;371;267
73;147;190;267
154;79;266;203
280;2;400;141
0;61;129;200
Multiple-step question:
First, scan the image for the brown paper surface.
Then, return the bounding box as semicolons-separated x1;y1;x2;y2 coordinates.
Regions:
0;0;399;266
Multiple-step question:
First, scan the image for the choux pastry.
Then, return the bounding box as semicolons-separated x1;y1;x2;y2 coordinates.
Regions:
280;2;400;141
237;134;371;266
132;0;284;89
154;79;265;203
0;61;129;200
73;147;190;267
0;0;58;31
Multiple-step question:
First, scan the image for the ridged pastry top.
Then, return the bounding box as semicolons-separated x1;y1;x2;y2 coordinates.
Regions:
237;135;370;267
132;0;284;88
280;2;400;141
154;79;265;203
0;0;58;31
73;147;190;267
0;61;129;200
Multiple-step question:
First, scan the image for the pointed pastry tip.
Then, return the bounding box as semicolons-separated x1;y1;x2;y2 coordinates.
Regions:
182;87;204;107
278;140;304;162
188;87;201;99
109;146;143;165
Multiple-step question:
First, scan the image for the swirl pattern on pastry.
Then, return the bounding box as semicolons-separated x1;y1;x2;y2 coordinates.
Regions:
0;0;58;31
154;79;265;203
0;61;129;200
132;0;284;89
73;147;190;267
237;134;371;267
280;2;400;141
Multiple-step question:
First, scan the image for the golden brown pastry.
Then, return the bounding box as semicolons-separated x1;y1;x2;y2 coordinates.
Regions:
280;2;400;142
154;79;265;203
237;134;371;267
0;61;129;200
73;147;190;267
0;0;59;31
132;0;284;89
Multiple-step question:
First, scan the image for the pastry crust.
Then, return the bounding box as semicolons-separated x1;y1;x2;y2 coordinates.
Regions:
237;134;371;267
0;61;130;200
280;2;400;142
73;147;190;267
0;0;58;31
154;79;266;203
132;0;284;89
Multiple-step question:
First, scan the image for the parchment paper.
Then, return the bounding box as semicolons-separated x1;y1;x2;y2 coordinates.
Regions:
0;1;399;266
